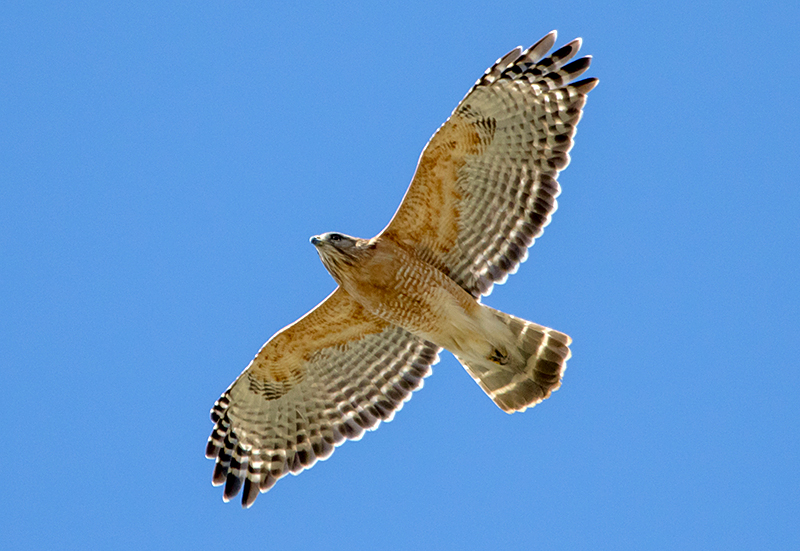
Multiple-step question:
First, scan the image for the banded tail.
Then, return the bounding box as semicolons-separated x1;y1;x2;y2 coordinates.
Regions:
456;307;572;413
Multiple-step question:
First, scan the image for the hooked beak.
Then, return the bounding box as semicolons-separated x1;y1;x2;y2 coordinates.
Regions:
310;235;321;246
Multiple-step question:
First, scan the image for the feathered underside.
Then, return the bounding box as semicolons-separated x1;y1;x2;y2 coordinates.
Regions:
381;30;598;297
206;288;440;507
207;32;597;507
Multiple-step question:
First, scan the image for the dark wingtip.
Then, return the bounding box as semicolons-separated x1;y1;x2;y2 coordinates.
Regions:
260;473;278;492
205;439;219;459
572;77;599;94
562;56;592;76
241;478;259;508
212;461;228;486
547;40;580;65
223;472;243;501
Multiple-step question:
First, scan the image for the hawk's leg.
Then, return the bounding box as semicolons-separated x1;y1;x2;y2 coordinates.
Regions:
489;347;509;365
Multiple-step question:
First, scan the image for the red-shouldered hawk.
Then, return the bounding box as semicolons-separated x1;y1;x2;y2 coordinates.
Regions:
207;31;598;507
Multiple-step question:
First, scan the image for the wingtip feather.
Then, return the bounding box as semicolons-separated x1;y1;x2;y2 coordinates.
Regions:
573;77;599;94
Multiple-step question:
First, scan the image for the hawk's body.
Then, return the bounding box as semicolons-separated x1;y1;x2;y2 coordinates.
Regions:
207;31;598;507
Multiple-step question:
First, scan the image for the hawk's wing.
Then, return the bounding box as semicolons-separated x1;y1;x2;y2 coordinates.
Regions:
206;287;440;507
380;31;598;297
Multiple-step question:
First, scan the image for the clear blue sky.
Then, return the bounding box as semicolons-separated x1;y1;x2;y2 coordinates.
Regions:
2;1;798;549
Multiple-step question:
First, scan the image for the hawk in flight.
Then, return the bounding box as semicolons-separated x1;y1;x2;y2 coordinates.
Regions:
207;31;598;507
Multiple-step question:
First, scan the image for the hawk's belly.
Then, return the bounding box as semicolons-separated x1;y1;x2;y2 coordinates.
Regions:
339;244;497;357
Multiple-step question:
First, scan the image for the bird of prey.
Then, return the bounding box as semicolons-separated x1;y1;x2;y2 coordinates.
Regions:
206;30;598;507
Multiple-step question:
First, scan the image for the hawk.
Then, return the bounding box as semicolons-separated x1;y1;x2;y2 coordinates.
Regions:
207;31;598;507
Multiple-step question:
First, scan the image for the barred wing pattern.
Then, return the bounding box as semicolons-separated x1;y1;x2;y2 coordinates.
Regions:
382;31;597;297
208;32;596;507
206;288;440;507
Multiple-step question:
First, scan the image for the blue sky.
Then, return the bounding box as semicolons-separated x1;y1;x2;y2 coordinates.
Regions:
2;1;799;549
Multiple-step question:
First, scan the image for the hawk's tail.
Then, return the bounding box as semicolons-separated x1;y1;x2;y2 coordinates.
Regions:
455;307;571;413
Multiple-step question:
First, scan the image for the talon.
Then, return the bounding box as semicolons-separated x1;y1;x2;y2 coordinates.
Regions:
489;347;509;365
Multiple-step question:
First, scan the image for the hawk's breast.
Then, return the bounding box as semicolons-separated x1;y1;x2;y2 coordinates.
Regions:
337;238;482;350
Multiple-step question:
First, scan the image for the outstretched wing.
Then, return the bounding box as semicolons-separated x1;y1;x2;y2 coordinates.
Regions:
380;31;598;297
206;288;440;507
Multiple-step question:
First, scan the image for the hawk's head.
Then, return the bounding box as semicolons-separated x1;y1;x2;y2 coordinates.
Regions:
310;232;373;282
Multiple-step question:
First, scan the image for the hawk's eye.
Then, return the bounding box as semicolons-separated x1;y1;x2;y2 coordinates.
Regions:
329;234;342;242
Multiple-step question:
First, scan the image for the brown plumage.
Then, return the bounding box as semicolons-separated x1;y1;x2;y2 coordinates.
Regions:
206;31;598;507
